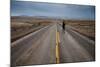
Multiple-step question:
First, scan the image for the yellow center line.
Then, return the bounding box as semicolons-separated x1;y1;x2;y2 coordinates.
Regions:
56;30;60;64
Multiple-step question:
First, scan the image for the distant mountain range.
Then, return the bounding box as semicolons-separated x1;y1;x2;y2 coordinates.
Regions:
11;16;95;21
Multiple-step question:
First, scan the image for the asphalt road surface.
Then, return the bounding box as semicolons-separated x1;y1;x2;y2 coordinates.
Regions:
11;23;95;67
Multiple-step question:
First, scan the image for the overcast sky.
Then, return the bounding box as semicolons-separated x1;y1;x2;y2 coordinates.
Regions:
11;1;95;20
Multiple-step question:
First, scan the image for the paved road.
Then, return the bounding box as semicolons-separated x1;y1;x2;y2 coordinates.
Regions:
57;24;95;63
11;23;95;67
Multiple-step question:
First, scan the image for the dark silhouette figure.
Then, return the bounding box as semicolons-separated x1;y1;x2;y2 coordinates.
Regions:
62;20;65;31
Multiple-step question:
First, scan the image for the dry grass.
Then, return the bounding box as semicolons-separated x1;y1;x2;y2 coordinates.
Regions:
11;16;54;42
64;20;95;40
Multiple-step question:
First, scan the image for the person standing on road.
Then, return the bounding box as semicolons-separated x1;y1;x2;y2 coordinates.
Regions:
62;20;65;31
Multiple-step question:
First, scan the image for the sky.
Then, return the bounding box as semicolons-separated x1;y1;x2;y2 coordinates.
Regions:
11;0;95;20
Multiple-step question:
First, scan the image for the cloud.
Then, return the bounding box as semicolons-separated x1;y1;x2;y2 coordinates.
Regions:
11;1;95;20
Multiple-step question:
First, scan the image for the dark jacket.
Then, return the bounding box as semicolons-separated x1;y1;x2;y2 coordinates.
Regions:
62;21;65;30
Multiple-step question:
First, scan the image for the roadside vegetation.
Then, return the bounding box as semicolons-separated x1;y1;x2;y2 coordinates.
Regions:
11;16;52;42
64;20;95;40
